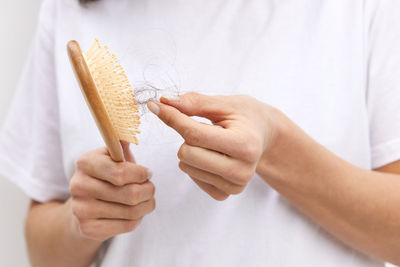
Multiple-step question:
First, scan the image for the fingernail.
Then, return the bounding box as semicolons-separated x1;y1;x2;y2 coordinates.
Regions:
147;101;160;115
147;169;153;179
161;93;180;102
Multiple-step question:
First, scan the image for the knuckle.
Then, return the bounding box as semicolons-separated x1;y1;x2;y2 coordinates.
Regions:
78;220;94;238
177;144;190;161
237;169;254;184
177;149;183;161
185;92;200;99
71;201;88;219
127;206;140;220
162;111;176;127
241;142;262;162
182;127;201;145
125;184;140;205
231;95;255;107
111;166;125;186
241;169;255;184
182;92;199;105
225;167;253;185
76;154;89;171
224;183;244;195
137;167;149;181
178;161;187;172
212;192;230;201
232;185;245;195
69;177;83;196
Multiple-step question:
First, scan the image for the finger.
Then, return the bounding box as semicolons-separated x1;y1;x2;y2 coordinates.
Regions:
179;162;244;195
160;92;234;119
70;176;155;206
190;177;229;201
147;101;245;158
78;218;142;241
72;198;156;220
178;143;254;186
76;151;151;186
120;141;135;163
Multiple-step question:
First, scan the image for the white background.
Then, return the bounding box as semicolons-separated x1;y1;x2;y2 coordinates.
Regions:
0;0;42;266
0;1;397;267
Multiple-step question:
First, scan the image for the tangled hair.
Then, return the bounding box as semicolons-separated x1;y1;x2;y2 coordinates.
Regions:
78;0;181;112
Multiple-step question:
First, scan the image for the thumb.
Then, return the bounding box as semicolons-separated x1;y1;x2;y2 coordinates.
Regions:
120;140;136;163
160;92;232;119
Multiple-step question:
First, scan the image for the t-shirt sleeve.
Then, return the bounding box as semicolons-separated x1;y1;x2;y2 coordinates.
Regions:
0;0;70;202
366;0;400;169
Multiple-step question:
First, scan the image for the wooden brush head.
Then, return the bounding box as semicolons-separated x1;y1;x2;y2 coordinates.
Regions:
67;39;140;162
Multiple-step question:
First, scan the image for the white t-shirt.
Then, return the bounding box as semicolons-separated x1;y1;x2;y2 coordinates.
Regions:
1;0;400;266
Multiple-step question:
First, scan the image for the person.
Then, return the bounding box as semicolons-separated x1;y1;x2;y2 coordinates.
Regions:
0;0;399;266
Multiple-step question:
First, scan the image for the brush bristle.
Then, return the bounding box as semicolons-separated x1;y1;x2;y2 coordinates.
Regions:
85;38;140;145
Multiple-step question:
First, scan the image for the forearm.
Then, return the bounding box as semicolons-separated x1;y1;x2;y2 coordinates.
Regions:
257;109;400;265
25;199;103;267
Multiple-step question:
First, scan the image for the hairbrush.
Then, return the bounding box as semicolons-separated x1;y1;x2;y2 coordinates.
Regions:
67;39;140;162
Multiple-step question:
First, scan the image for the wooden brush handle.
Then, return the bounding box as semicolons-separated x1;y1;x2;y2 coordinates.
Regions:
67;40;124;162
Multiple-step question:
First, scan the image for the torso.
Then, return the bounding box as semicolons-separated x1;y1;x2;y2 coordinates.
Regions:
52;0;380;266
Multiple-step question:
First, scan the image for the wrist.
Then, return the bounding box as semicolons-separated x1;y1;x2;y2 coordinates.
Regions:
256;106;346;195
256;107;306;186
259;104;291;160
